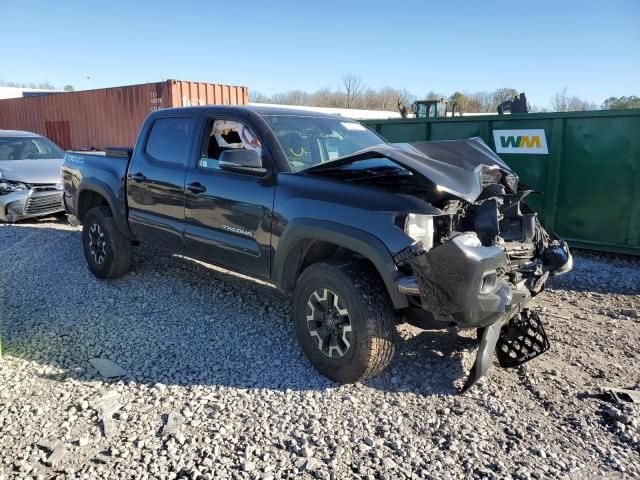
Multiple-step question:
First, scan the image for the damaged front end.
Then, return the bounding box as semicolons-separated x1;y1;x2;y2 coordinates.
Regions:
307;137;573;391
394;205;571;391
390;156;572;391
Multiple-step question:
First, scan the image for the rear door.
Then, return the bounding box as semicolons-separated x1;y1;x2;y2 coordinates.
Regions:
183;116;275;279
126;114;196;251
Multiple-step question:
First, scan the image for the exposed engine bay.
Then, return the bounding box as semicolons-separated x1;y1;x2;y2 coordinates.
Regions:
307;137;573;390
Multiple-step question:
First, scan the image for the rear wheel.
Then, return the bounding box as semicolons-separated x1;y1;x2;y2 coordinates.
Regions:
82;206;131;279
292;260;396;384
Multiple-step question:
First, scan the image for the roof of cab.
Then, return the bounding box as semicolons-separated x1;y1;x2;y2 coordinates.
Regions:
155;105;351;119
0;129;41;137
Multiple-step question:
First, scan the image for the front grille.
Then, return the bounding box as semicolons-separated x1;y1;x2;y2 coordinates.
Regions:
23;192;64;215
28;183;63;192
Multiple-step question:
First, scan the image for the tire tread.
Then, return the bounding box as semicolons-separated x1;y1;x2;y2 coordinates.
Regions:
293;259;396;383
82;206;131;279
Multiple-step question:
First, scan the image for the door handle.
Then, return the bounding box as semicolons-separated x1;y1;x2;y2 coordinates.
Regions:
130;172;147;182
186;182;207;194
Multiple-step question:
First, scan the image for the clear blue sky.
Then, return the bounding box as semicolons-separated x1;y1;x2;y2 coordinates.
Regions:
2;0;638;107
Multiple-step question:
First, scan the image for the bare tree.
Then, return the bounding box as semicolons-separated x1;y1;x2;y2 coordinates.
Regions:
466;91;493;112
246;80;598;114
550;87;569;112
550;87;596;111
270;90;310;106
567;97;596;111
0;80;59;90
309;88;338;107
249;90;271;103
528;104;548;113
341;73;365;108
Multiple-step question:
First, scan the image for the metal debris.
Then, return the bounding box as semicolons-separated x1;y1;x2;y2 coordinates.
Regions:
36;438;62;452
89;390;122;438
607;387;640;404
101;414;117;438
88;358;127;378
45;446;67;467
93;454;111;464
89;390;122;414
162;411;183;436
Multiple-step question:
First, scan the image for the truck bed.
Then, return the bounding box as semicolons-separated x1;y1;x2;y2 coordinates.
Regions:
61;149;131;226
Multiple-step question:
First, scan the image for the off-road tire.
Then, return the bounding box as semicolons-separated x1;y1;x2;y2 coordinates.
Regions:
292;260;396;384
82;206;131;279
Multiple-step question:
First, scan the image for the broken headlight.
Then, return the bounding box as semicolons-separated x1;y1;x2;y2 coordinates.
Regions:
404;214;434;250
504;173;518;193
0;180;29;195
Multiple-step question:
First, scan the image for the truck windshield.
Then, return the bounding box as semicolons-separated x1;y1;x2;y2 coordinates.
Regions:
0;137;65;161
262;115;385;172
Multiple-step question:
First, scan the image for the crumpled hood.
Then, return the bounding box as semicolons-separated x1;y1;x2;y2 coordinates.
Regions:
308;137;517;203
0;158;64;185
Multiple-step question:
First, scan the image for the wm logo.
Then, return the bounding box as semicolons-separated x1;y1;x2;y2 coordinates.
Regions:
493;129;548;154
500;135;541;149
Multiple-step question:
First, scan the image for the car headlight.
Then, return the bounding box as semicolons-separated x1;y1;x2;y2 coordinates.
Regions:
0;180;29;195
504;173;518;193
404;214;434;250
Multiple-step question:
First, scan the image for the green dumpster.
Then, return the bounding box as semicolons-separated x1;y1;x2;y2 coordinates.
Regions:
363;109;640;255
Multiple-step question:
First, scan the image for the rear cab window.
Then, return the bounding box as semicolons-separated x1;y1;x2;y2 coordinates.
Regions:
145;117;194;165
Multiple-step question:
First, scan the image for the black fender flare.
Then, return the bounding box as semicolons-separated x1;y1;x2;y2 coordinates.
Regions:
272;218;409;310
77;181;134;240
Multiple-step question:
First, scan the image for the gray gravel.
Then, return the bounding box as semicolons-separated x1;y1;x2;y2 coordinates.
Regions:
1;218;639;479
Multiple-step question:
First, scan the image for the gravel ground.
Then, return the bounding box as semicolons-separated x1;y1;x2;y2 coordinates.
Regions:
1;218;639;479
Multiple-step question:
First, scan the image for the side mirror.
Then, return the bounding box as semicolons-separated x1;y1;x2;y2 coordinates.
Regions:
219;149;267;176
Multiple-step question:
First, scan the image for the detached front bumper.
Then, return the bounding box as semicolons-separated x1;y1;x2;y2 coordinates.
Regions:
0;187;64;222
394;232;572;391
396;232;572;328
398;233;531;327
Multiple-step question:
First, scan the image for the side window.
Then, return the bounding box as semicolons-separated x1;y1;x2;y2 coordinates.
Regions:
145;117;194;165
199;119;262;171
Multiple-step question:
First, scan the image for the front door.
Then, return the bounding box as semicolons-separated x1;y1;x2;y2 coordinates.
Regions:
126;115;195;251
183;117;275;279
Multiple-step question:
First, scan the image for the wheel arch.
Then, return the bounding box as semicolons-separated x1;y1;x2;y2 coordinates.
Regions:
272;219;409;310
77;182;134;239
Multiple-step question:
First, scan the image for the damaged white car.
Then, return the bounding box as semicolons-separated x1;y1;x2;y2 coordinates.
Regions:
0;130;65;222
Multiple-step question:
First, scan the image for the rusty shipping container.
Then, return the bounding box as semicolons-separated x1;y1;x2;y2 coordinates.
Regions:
0;80;249;150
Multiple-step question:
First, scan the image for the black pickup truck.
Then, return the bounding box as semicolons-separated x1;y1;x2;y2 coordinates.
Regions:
62;106;572;391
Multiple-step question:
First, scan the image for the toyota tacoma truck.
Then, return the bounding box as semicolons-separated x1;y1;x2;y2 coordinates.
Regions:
61;106;572;391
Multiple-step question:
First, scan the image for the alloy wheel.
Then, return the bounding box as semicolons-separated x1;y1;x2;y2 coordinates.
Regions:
88;223;107;265
306;288;352;358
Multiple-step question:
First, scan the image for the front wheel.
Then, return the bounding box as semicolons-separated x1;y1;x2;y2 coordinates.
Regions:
82;206;131;279
292;260;396;384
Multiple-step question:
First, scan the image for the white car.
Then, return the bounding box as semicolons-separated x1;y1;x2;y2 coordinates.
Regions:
0;130;66;222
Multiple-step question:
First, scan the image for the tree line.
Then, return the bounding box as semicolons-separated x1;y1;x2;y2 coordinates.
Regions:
250;74;638;113
3;77;638;112
0;80;74;91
